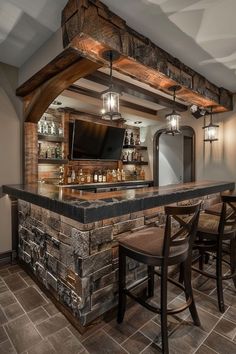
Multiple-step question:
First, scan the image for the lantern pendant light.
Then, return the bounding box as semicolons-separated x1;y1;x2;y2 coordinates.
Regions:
165;85;182;135
101;50;121;120
203;107;219;143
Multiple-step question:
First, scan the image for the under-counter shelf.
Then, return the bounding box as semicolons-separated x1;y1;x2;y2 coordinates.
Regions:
38;134;65;142
122;161;148;165
123;145;147;150
38;158;68;164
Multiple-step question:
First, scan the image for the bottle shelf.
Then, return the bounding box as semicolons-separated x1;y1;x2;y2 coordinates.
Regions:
122;145;147;150
38;134;65;142
122;161;148;165
38;158;68;165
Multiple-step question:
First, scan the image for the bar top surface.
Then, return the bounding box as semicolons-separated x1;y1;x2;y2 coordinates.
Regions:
3;180;235;223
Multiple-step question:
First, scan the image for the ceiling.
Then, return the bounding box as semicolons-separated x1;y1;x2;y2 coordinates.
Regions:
0;0;67;67
1;0;236;91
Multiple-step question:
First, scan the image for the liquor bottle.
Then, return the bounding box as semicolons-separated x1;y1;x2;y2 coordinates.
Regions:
93;170;98;183
130;132;134;146
46;145;51;159
112;169;117;182
140;169;145;180
55;144;61;159
135;134;140;145
124;130;129;145
133;168;137;180
47;121;52;135
86;171;92;183
78;169;85;184
43;118;48;135
67;168;72;184
122;151;128;162
98;170;103;183
107;170;112;183
128;151;132;162
58;123;63;136
102;171;107;183
71;169;76;183
121;169;126;181
117;169;121;182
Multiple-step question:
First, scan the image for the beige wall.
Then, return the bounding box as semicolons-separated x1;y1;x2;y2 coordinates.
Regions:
0;62;22;253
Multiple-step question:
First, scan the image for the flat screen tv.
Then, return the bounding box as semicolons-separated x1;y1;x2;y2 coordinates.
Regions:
70;119;125;160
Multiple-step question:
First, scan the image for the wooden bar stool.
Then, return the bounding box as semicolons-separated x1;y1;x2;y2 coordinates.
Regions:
192;195;236;313
117;203;201;354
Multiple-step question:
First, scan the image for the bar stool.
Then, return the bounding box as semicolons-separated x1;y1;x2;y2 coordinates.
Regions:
192;195;236;313
117;203;201;354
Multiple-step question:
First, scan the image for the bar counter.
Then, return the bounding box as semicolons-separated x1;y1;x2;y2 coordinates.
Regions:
2;180;235;329
3;180;234;223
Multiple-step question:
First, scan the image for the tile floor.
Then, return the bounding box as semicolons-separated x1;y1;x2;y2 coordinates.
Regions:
0;262;236;353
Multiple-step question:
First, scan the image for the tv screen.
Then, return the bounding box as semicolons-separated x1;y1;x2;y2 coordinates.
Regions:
70;120;125;160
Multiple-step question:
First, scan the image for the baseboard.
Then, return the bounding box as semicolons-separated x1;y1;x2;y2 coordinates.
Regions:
0;250;17;266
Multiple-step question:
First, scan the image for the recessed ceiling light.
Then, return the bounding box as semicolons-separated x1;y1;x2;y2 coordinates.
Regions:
134;121;142;124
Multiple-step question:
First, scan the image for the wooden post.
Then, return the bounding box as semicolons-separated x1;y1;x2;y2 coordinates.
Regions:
24;122;38;183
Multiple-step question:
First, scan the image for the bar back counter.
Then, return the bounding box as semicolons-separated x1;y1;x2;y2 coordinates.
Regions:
3;180;234;331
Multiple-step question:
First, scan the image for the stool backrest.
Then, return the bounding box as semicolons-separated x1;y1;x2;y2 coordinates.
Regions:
219;196;236;235
163;203;201;258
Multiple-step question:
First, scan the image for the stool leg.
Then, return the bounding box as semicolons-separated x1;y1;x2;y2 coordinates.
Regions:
160;264;169;354
230;238;236;288
117;247;127;324
147;266;154;298
216;246;225;313
179;262;184;283
184;258;201;326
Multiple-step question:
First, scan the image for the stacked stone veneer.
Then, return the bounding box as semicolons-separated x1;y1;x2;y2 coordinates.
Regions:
17;193;220;326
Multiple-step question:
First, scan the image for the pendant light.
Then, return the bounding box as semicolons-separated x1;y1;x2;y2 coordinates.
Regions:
101;50;121;120
203;107;219;143
165;85;182;135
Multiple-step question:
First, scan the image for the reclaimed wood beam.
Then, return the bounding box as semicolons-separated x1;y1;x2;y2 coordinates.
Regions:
23;57;101;123
68;84;158;116
86;71;187;112
62;0;233;113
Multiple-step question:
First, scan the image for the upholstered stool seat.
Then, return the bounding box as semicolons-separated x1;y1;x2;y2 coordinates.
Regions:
120;227;189;265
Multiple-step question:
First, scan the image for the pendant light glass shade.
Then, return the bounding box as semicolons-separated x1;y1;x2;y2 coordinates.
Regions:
101;51;122;120
165;86;182;135
203;108;219;143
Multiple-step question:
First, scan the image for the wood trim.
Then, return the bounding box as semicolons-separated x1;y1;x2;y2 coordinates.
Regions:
68;84;158;116
24;58;101;123
61;0;233;112
86;71;187;112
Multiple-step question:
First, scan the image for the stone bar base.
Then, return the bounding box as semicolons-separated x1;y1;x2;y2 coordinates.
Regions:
17;193;219;327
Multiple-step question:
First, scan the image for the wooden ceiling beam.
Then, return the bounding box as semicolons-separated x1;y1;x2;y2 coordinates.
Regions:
68;84;158;116
62;0;233;113
86;71;187;112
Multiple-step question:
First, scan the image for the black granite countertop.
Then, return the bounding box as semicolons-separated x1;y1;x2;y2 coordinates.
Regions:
2;181;235;223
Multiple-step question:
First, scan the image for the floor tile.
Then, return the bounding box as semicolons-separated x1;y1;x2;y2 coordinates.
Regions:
204;331;236;354
83;330;127;354
27;339;56;354
8;264;23;274
103;302;154;343
43;303;59;316
4;274;28;292
3;302;25;321
0;325;8;343
0;282;8;294
0;339;16;354
195;344;219;353
0;269;10;278
5;314;42;353
0;308;7;324
141;342;162;353
122;331;151;353
214;317;236;340
48;327;84;354
36;313;69;337
15;286;47;312
224;306;236;324
28;307;49;325
0;291;16;307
